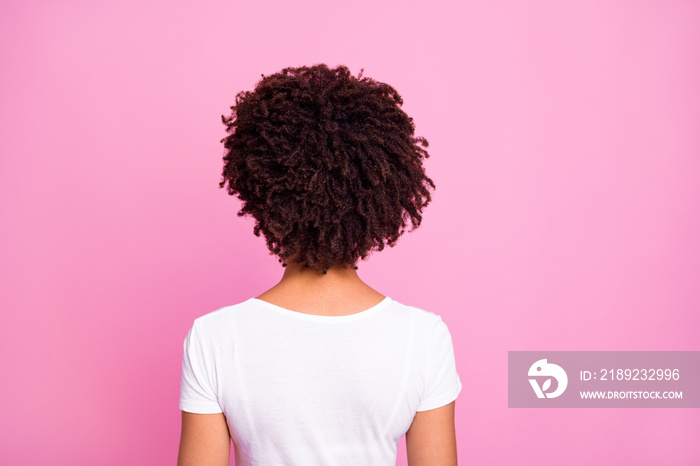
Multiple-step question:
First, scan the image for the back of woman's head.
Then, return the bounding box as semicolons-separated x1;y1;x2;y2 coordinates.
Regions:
219;63;435;274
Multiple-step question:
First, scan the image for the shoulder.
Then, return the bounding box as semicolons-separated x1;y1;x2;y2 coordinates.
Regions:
383;298;453;337
389;297;447;319
188;298;259;339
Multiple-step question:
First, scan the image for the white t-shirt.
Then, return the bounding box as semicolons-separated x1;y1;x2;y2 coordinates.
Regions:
179;296;462;465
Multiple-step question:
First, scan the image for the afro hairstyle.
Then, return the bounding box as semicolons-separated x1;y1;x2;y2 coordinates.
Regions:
219;63;435;274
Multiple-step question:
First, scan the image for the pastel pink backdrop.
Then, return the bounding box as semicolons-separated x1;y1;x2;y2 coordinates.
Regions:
1;0;698;464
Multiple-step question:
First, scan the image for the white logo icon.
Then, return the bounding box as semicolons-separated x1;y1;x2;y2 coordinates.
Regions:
528;359;568;398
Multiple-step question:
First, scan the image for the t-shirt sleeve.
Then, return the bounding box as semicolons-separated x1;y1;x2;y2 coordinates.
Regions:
179;319;223;414
416;316;462;412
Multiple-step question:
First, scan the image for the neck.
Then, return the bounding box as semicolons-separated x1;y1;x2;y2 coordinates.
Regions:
255;260;385;315
279;261;361;290
265;260;377;300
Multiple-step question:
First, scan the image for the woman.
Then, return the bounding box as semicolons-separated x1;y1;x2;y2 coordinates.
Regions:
178;63;462;465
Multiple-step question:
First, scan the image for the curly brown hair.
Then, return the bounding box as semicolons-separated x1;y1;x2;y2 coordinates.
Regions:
219;63;435;274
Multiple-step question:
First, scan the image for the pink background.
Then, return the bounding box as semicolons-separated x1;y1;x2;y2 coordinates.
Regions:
1;0;698;464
